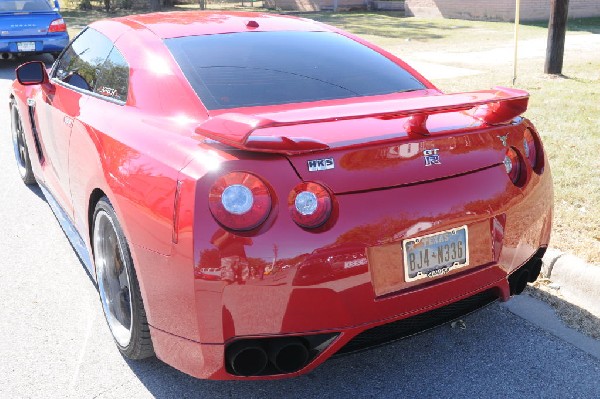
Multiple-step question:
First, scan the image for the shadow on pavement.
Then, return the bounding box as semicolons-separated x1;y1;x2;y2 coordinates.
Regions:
118;300;600;398
25;183;46;202
0;54;54;80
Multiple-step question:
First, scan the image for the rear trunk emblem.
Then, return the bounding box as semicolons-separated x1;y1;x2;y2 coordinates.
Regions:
307;158;335;172
423;149;441;166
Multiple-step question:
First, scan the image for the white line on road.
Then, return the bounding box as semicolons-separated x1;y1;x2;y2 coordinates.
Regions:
68;309;97;394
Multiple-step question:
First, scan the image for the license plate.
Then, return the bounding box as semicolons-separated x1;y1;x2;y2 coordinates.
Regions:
403;226;469;282
17;42;35;52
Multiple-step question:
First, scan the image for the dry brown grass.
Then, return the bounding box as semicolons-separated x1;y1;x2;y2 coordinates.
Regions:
527;282;600;340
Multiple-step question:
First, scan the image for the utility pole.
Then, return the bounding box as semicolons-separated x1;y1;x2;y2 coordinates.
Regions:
512;0;521;85
545;0;570;75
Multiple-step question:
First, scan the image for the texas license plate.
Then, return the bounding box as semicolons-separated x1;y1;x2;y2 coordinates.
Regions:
17;42;35;52
403;226;469;282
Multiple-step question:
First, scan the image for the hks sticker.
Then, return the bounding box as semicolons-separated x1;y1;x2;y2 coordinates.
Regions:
307;158;334;172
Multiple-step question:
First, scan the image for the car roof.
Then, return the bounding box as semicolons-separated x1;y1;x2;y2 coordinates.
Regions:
108;11;331;39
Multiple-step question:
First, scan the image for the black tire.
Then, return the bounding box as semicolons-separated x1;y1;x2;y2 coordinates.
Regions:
10;99;36;185
92;197;154;359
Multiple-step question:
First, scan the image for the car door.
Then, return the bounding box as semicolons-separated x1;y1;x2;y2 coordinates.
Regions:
69;44;130;237
34;27;113;216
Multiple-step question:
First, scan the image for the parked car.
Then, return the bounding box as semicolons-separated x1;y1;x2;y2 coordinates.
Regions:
9;11;553;380
0;0;68;60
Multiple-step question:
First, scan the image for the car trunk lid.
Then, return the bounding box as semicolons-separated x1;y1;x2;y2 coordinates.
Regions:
0;12;57;37
284;118;524;193
196;87;529;192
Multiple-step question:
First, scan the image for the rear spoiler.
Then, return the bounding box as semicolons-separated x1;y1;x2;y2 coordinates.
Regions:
196;86;529;154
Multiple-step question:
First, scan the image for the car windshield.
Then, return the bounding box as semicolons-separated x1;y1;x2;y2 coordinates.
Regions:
166;31;426;110
0;0;53;12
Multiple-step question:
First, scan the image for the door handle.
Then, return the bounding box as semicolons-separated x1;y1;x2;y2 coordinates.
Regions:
63;116;73;127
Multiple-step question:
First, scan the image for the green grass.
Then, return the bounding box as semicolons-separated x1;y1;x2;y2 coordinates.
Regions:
57;6;600;263
434;55;600;263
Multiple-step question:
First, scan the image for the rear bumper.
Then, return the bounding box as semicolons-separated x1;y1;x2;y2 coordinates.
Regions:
0;34;68;54
138;154;553;380
152;267;510;380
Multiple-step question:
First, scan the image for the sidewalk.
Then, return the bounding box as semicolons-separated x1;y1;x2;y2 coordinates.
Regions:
542;249;600;318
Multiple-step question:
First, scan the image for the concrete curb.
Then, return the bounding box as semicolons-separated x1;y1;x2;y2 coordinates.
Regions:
542;248;600;317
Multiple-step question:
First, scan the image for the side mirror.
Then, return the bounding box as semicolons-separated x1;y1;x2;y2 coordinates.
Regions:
16;61;49;86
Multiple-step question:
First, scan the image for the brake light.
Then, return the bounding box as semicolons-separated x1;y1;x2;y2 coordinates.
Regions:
523;128;538;169
48;18;66;33
289;182;333;228
209;172;271;231
503;147;523;185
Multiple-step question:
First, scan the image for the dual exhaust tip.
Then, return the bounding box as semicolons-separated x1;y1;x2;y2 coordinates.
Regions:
509;255;543;295
1;53;16;60
226;338;310;377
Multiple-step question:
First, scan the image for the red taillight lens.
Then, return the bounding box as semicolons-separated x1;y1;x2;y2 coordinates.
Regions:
48;18;66;33
523;128;537;169
289;182;332;228
209;172;271;231
503;147;523;184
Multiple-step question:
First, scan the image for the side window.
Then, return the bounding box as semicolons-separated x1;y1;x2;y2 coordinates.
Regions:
53;28;113;92
94;47;129;103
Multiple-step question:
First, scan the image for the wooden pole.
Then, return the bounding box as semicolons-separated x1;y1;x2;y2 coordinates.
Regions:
512;0;521;85
545;0;570;75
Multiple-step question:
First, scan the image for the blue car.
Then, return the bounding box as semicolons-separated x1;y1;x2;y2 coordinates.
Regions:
0;0;69;60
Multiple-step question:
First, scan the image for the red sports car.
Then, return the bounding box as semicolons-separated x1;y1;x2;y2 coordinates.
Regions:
9;11;553;379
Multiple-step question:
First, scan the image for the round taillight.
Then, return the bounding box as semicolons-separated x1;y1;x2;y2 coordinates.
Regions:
503;147;523;184
209;172;271;230
289;182;332;228
523;129;537;169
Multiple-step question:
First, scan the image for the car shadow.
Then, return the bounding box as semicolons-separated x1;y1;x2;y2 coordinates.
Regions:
22;181;98;288
117;292;600;398
26;182;46;202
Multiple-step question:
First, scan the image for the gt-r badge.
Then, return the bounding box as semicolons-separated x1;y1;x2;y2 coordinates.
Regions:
423;149;441;166
498;133;510;146
307;157;335;172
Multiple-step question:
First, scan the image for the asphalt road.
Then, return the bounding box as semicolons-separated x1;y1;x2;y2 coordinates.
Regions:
1;57;600;399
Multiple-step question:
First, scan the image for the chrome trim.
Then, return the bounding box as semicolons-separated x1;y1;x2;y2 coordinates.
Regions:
50;77;127;106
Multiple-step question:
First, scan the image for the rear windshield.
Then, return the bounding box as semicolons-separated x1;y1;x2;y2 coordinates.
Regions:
0;0;53;12
166;31;426;110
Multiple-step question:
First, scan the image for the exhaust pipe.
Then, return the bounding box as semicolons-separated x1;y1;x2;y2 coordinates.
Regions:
1;53;14;60
526;257;543;283
508;268;530;295
226;341;268;377
268;338;309;374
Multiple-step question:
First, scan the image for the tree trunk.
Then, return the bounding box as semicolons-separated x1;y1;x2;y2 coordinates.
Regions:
199;0;206;10
545;0;570;75
104;0;110;12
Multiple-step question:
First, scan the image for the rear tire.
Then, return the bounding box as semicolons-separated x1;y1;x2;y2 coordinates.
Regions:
92;197;154;359
10;99;36;185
